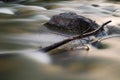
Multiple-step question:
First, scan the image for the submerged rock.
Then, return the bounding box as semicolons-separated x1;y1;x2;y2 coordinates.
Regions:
44;12;99;35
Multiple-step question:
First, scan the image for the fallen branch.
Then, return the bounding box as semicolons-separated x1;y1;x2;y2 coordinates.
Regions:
40;20;112;52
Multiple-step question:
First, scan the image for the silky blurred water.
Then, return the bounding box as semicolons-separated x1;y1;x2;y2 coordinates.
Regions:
0;0;120;80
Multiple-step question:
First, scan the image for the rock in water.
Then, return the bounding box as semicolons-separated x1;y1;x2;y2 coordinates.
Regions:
44;12;99;35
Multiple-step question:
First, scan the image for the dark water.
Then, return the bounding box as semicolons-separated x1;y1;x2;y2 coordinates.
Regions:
0;0;120;80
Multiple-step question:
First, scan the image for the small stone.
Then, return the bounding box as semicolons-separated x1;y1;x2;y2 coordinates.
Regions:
91;4;99;7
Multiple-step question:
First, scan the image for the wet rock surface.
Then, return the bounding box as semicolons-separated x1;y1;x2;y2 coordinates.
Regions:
44;12;99;35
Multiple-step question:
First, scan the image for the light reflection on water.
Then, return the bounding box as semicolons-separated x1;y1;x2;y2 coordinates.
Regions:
0;0;120;80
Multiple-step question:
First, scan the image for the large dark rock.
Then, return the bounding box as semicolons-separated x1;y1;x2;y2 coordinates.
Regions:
44;12;99;35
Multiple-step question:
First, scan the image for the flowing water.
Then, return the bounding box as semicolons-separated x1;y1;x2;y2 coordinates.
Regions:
0;0;120;80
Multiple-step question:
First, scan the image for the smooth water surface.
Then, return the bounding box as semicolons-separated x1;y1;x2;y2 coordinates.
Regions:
0;0;120;80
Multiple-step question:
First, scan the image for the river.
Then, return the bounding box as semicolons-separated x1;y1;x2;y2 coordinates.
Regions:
0;0;120;80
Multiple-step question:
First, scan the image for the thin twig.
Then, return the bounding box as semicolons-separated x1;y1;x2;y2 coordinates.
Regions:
97;34;120;42
40;20;112;52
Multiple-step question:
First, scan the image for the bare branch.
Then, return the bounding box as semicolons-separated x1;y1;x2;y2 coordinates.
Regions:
40;20;112;52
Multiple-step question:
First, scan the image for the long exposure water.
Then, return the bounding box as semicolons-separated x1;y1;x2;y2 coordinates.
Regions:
0;0;120;80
